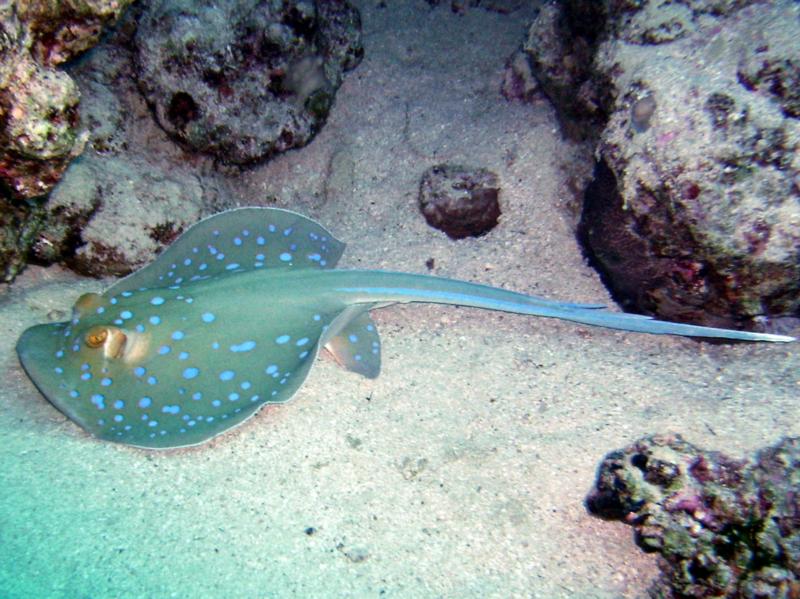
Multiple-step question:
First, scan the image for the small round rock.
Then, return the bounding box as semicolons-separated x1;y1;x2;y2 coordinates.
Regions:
418;164;501;239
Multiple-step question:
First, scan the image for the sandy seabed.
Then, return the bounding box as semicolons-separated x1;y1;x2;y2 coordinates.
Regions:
1;2;797;597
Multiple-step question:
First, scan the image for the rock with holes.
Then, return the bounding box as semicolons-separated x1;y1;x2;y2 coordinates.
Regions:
586;434;800;598
41;153;225;278
20;15;232;279
583;1;800;332
0;0;136;282
515;1;800;332
133;0;363;164
418;164;501;239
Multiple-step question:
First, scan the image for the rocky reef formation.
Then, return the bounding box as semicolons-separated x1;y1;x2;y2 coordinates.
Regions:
0;0;135;199
512;0;800;333
27;20;232;279
1;0;363;281
133;0;362;164
587;434;800;598
0;0;135;280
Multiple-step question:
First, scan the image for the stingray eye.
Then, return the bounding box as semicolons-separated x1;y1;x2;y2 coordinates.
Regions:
84;326;128;358
85;327;108;348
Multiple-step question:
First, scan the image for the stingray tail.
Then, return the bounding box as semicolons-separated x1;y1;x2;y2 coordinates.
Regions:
332;271;795;343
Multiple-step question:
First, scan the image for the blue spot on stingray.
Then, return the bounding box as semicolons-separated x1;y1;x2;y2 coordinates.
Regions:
184;258;192;266
96;307;105;314
134;366;146;377
114;414;124;423
150;297;165;306
299;351;309;359
225;263;240;270
212;341;220;350
158;345;171;355
296;337;309;346
234;237;242;246
69;390;79;398
55;350;64;358
172;330;185;341
121;291;133;297
192;392;202;400
179;351;189;360
110;298;118;305
275;334;290;344
256;253;265;261
279;252;292;262
219;370;235;381
91;394;106;409
241;381;252;390
283;227;293;236
114;319;123;325
199;263;208;271
162;405;181;414
183;367;199;380
149;316;161;325
135;324;145;333
308;253;321;262
101;377;112;386
256;236;265;245
212;399;221;407
313;314;321;321
265;364;278;375
230;341;256;352
114;400;124;409
81;372;92;381
54;367;63;374
120;310;133;319
355;354;363;361
148;420;158;428
228;393;239;401
202;312;216;323
349;334;358;343
366;324;375;332
147;376;158;385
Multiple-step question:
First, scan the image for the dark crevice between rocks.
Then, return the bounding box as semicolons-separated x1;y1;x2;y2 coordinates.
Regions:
577;159;644;315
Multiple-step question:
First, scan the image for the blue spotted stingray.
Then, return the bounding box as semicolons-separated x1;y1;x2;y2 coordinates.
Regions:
16;208;794;449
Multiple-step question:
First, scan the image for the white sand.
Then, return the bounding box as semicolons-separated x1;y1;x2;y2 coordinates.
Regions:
1;2;797;597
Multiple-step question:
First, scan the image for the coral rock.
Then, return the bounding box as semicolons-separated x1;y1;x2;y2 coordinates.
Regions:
587;434;800;598
133;0;363;164
0;0;134;281
516;0;800;330
418;164;501;239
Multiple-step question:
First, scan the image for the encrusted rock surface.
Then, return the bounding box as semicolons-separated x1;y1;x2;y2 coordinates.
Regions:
587;434;800;599
27;18;231;279
418;164;501;239
0;0;135;281
133;0;362;164
517;0;800;331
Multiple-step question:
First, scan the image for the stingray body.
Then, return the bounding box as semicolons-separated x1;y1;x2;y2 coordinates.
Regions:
16;208;794;448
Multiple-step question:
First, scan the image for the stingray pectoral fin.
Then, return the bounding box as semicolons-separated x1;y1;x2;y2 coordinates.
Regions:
16;322;79;421
106;207;347;296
